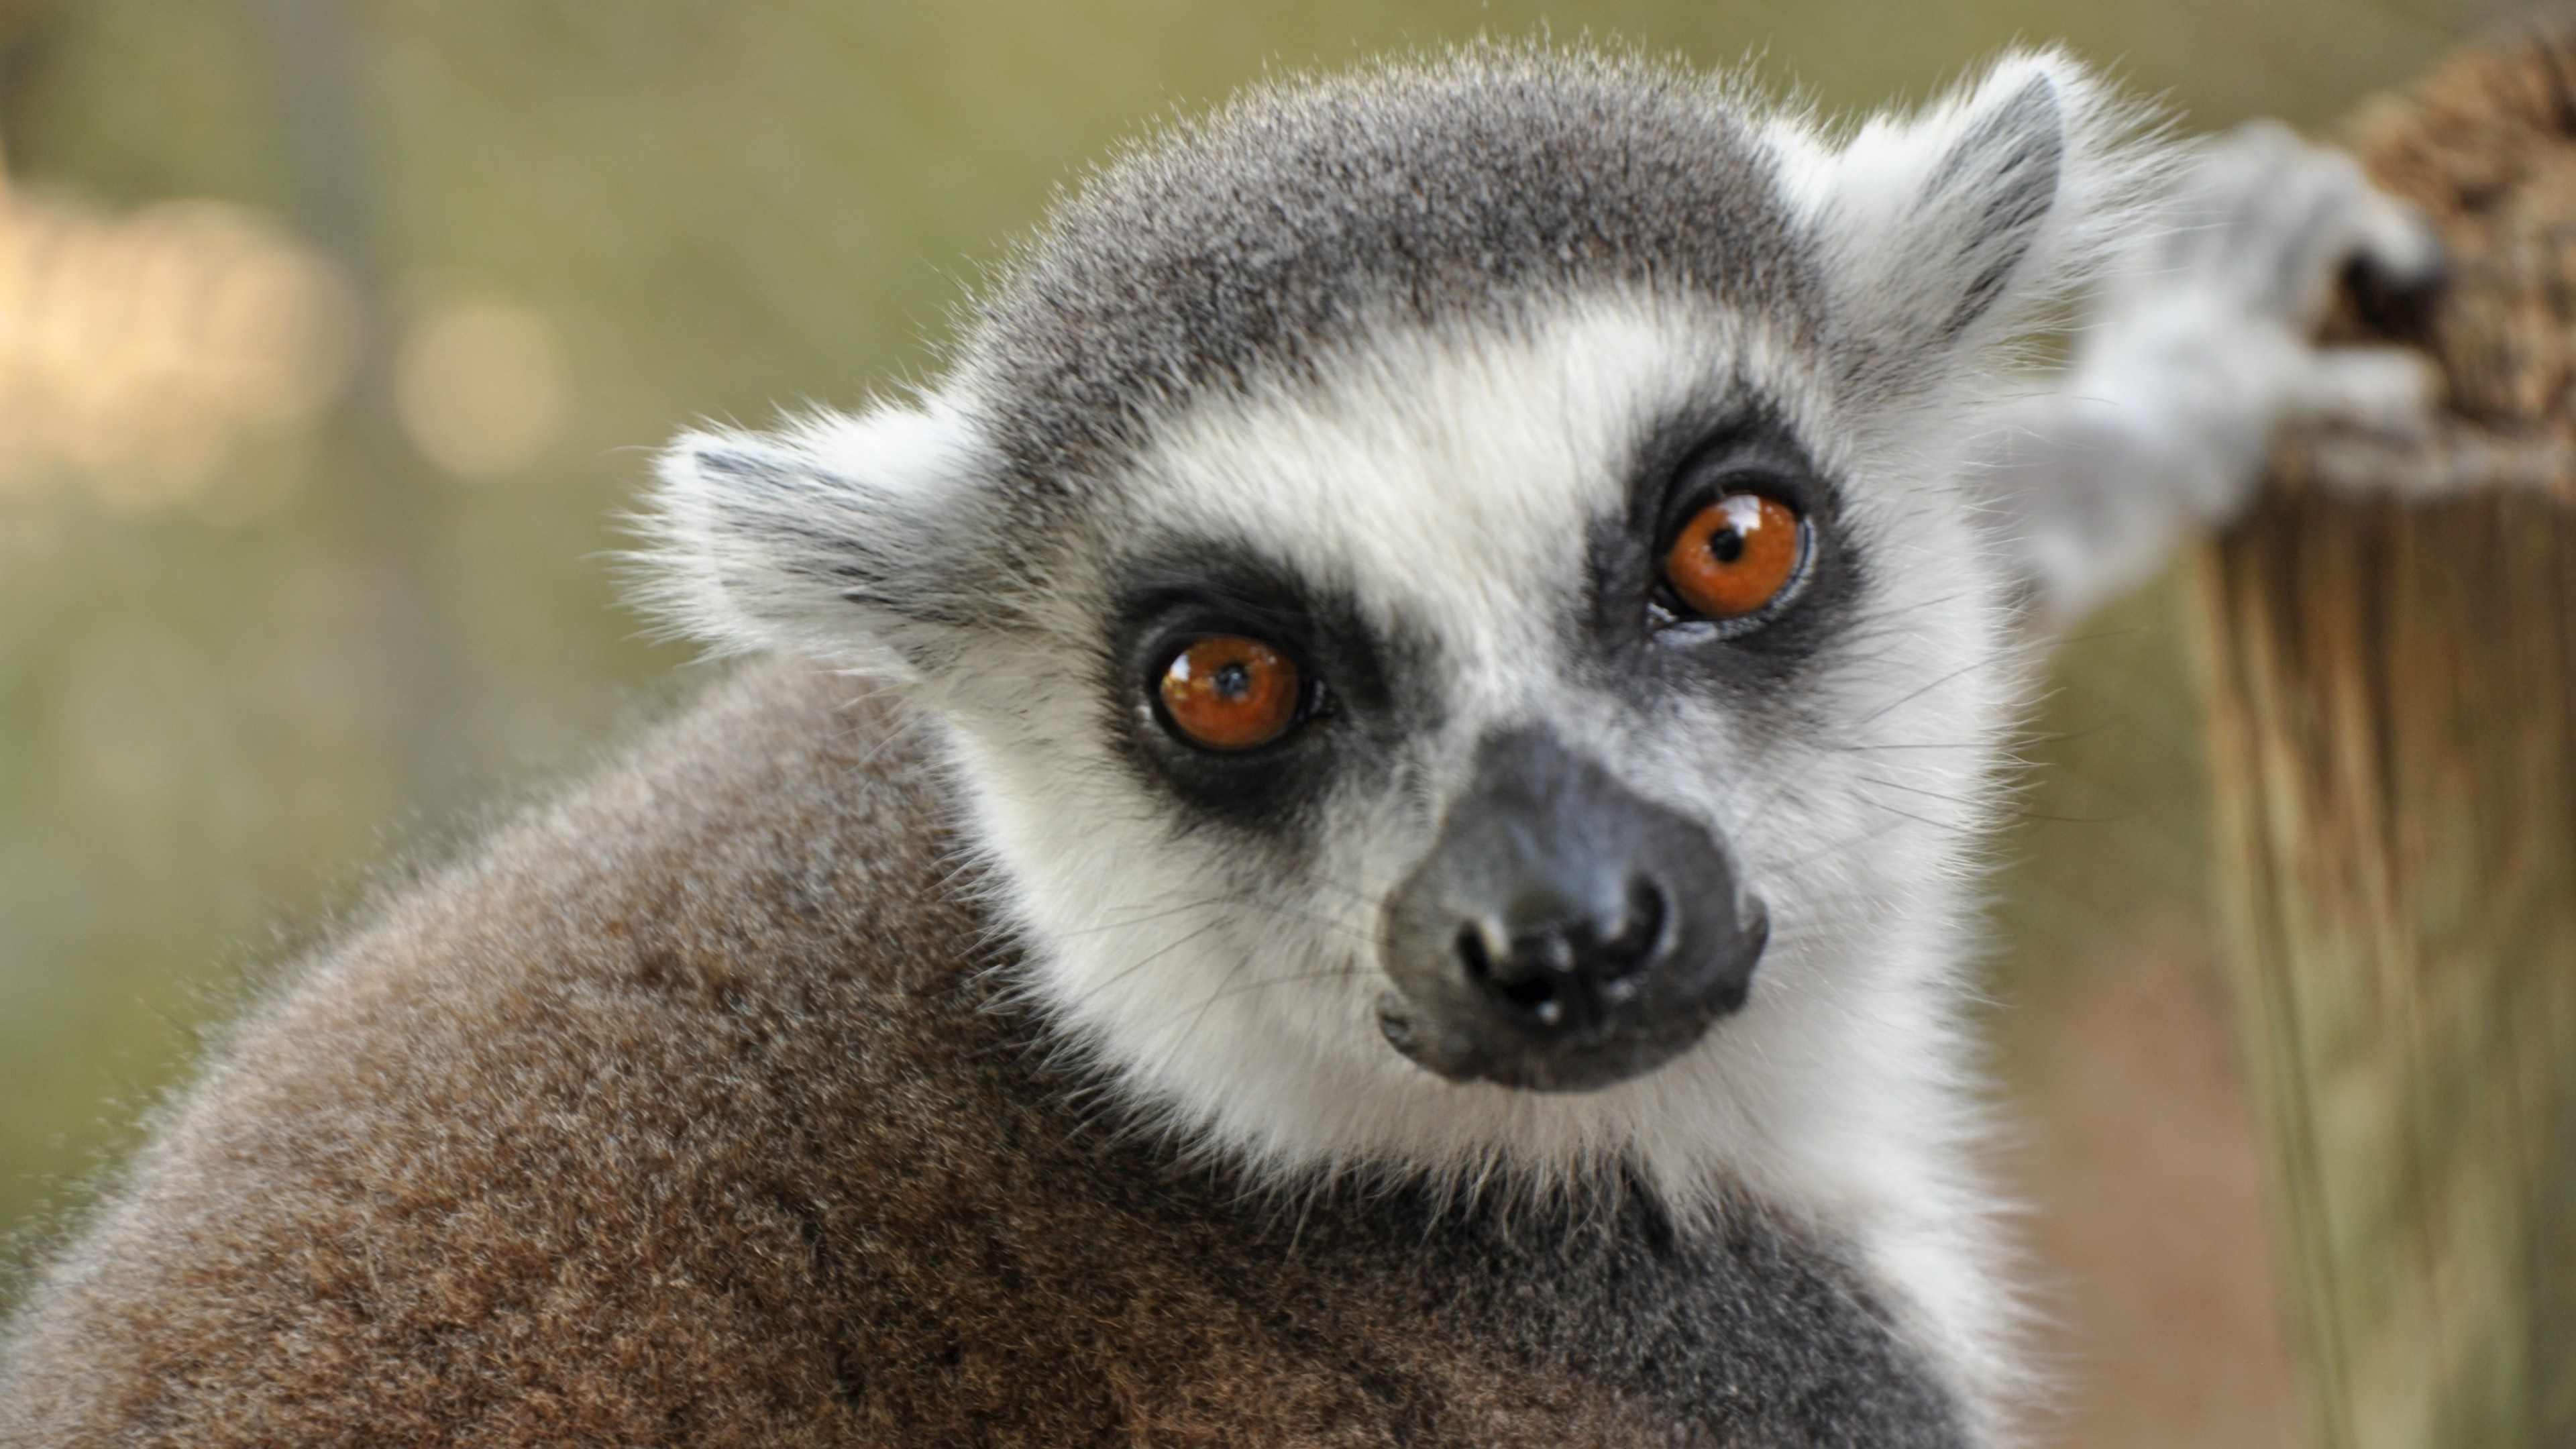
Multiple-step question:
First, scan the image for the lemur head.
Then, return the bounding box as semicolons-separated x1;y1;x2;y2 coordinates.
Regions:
648;48;2157;1206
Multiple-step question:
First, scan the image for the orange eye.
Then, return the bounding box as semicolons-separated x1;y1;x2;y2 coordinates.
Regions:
1158;637;1304;751
1664;492;1805;621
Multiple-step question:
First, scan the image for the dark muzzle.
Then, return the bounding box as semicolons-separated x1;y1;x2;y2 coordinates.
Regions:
1377;729;1766;1093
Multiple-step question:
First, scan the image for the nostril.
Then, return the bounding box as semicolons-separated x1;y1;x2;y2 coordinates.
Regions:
1595;877;1668;982
1453;923;1491;981
1449;877;1674;1031
1455;924;1562;1020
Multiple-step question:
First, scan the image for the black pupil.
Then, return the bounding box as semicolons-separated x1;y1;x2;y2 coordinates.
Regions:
1212;660;1253;699
1707;527;1746;564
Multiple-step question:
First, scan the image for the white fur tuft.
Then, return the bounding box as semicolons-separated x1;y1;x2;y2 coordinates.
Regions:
633;400;987;679
1772;50;2171;374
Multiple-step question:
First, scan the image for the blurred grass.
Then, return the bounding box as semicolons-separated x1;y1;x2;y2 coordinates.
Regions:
0;0;2514;1313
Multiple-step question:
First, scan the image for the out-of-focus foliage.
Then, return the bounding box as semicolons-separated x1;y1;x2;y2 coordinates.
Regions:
0;0;2512;1334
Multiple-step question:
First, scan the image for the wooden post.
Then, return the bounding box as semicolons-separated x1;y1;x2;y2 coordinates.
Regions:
2192;19;2576;1448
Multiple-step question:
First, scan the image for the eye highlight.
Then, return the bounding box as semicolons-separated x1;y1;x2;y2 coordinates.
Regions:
1157;637;1304;751
1663;492;1805;622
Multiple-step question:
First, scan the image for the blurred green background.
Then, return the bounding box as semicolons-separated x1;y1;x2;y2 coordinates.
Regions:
0;0;2520;1442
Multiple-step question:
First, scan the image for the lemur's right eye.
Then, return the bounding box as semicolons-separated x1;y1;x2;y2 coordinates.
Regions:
1663;492;1806;623
1158;637;1304;751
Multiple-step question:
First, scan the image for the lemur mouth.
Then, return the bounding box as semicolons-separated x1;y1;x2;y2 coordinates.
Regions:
1375;729;1767;1093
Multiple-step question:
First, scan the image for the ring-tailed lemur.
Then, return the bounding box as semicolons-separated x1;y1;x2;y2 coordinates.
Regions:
1;46;2434;1447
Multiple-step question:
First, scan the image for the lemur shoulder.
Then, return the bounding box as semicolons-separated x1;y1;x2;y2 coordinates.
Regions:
1;44;2434;1448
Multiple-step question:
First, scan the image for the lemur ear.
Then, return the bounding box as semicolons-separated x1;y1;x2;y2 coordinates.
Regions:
1783;52;2155;366
638;405;992;680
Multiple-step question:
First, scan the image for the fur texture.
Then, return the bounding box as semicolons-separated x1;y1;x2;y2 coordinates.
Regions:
641;49;2163;1420
3;42;2424;1447
0;665;1969;1445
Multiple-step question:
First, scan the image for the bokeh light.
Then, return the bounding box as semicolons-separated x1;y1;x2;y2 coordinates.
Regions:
394;295;568;478
0;181;353;518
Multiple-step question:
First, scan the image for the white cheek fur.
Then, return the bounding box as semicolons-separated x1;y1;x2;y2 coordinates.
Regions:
906;296;2031;1415
642;55;2178;1433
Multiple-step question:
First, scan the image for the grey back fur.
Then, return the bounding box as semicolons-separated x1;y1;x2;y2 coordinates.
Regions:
0;42;2182;1445
0;663;1965;1446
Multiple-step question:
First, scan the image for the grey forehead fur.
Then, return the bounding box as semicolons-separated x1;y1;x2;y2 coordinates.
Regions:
959;46;1817;489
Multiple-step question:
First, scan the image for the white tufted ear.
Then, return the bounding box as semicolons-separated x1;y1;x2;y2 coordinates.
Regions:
1776;51;2164;367
635;402;994;680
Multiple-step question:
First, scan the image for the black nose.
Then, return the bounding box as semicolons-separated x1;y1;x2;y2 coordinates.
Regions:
1454;875;1670;1032
1378;730;1765;1093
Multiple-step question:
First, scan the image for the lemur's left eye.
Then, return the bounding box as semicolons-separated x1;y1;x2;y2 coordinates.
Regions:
1663;492;1806;622
1158;637;1304;751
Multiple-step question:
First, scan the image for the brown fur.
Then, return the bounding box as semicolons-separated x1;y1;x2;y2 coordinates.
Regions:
0;661;1960;1446
2329;11;2576;427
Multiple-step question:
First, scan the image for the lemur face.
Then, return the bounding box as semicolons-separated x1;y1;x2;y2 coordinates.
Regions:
649;48;2153;1195
1089;303;1861;1098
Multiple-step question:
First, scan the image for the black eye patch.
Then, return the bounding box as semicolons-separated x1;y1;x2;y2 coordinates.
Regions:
1102;545;1428;839
1579;406;1863;698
